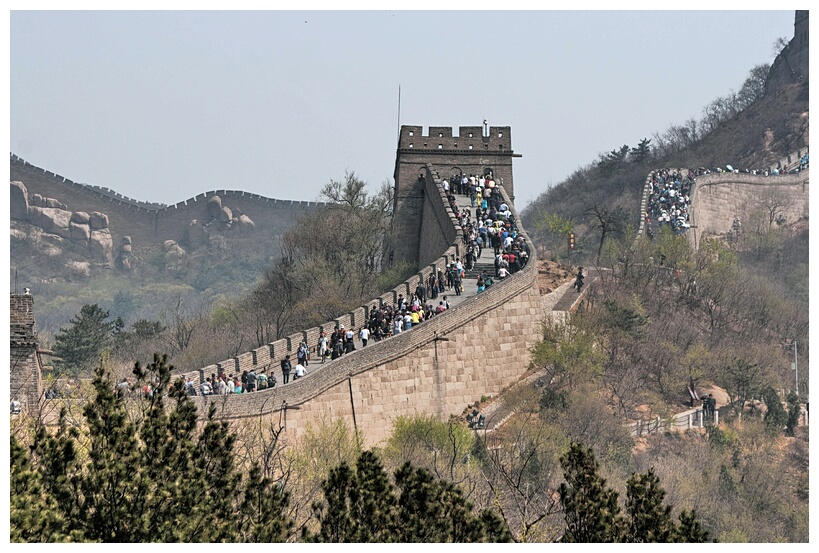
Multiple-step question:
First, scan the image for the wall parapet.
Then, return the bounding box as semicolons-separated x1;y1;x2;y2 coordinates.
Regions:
10;153;329;213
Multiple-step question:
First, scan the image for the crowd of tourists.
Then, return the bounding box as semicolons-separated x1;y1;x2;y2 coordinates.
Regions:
644;168;694;239
179;171;531;393
184;367;277;396
442;171;531;291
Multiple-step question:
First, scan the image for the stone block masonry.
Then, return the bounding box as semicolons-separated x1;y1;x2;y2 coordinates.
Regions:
688;171;809;248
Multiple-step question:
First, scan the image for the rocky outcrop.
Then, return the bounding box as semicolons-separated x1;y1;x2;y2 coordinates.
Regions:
71;211;90;225
89;230;113;264
163;240;187;273
117;236;134;271
69;221;91;242
236;214;256;233
10;181;29;220
89;211;109;230
206;195;223;219
12;181;114;267
28;206;73;238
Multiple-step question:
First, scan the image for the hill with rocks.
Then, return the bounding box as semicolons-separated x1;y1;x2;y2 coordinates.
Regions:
9;155;324;336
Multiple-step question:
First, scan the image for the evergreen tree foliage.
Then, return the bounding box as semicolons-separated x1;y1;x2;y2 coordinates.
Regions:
625;469;675;542
629;138;651;163
52;304;118;376
559;443;709;543
762;386;788;431
785;391;801;436
10;434;79;542
674;509;710;543
307;450;512;543
558;443;627;542
10;354;293;542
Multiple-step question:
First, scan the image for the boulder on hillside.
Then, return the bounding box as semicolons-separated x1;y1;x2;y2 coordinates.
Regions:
163;239;177;252
10;181;29;221
28;206;73;238
164;243;187;273
218;205;233;224
206;195;223;219
71;211;90;224
89;229;114;265
45;198;63;209
121;243;133;253
236;214;256;233
69;221;91;242
89;212;109;229
31;193;43;207
122;235;132;246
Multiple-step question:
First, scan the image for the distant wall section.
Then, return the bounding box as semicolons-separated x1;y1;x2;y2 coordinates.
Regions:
688;171;809;247
10;155;324;254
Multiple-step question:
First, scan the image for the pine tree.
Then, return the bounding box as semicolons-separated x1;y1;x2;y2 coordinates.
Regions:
10;435;79;542
306;450;398;542
674;509;710;542
52;304;118;376
762;385;788;431
12;353;293;542
629;138;651;163
785;391;801;436
625;469;675;542
307;451;512;543
558;443;626;542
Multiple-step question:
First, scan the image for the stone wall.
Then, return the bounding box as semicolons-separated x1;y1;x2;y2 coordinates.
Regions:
188;178;543;448
688;171;809;248
10;294;43;415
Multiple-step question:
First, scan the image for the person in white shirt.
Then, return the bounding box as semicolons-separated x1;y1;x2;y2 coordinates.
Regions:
359;327;370;346
294;363;307;379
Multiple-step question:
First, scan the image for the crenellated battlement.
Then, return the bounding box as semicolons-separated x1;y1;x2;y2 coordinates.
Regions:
397;125;512;153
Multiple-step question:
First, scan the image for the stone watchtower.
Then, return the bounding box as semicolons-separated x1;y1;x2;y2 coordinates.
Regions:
390;124;522;267
10;293;45;416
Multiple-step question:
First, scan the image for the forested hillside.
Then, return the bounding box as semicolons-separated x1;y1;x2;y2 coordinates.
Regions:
521;77;808;262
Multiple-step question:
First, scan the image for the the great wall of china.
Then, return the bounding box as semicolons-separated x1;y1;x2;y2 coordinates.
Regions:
11;127;810;448
178;157;544;448
636;149;810;245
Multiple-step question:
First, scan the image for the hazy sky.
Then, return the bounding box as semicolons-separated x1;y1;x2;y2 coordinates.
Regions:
9;6;797;209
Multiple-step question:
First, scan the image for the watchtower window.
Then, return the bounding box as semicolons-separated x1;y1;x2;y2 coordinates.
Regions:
498;132;503;138
409;144;413;148
453;143;457;148
409;131;414;136
424;143;428;147
438;144;443;149
469;145;473;150
468;133;473;138
438;133;443;137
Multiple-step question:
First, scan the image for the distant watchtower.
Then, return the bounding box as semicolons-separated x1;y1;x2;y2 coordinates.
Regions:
10;293;45;417
391;124;522;267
